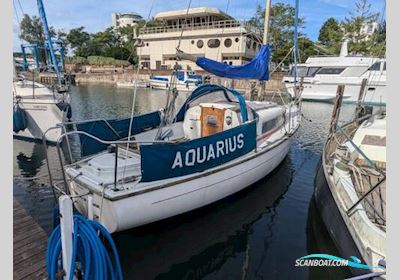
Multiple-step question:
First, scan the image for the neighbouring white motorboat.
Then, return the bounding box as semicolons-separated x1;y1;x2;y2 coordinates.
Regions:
13;78;71;143
315;108;386;278
283;41;386;105
149;70;202;92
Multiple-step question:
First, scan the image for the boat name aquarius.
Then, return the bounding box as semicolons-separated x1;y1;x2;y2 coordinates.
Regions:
140;121;256;182
172;133;245;169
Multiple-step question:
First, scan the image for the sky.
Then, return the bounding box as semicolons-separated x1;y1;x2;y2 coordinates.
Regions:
13;0;386;50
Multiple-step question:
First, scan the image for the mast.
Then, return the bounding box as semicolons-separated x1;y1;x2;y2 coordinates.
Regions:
258;0;271;100
263;0;272;44
293;0;299;86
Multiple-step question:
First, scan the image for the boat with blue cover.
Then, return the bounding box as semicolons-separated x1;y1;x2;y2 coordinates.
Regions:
149;70;202;91
57;83;300;232
49;1;302;233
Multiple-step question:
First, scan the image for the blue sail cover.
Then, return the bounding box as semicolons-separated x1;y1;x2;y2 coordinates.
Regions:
196;44;270;80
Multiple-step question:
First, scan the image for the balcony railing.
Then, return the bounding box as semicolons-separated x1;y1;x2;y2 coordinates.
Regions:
139;19;259;35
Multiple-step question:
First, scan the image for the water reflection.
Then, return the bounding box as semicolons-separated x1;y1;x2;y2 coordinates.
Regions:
114;156;294;280
69;85;189;121
14;140;46;177
306;199;351;279
13;84;368;279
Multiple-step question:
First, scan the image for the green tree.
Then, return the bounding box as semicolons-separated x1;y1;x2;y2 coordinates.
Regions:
248;3;305;63
370;20;386;57
116;26;139;64
318;18;344;54
343;0;379;55
66;26;135;65
19;14;57;63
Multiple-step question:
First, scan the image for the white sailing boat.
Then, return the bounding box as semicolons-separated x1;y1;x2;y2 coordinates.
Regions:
49;0;302;233
314;75;386;277
315;110;386;278
13;77;71;143
13;0;72;144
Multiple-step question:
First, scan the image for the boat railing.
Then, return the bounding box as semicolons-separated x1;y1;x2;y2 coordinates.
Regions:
42;123;174;197
139;19;258;35
324;112;386;227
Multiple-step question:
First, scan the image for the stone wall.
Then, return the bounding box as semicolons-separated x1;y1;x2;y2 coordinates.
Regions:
73;69;287;89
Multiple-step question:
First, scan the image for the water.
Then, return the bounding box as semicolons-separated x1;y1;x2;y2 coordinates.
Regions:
13;84;359;279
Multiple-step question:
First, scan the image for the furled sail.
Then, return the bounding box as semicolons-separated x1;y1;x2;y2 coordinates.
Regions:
195;44;270;80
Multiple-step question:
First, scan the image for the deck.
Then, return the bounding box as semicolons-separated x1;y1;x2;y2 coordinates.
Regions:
13;198;48;280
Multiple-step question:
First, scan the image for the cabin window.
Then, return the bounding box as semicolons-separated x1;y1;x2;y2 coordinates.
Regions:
307;67;320;77
261;116;283;133
317;67;346;75
224;38;232;48
383;62;386;71
294;66;308;77
290;66;320;77
368;62;381;71
235;37;239;43
207;39;220;48
361;135;386;146
191;40;195;45
197;40;204;48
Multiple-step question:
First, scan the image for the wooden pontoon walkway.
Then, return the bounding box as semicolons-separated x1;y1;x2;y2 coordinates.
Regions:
13;197;48;279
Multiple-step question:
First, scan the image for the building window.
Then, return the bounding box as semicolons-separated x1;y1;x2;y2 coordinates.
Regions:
224;38;232;48
246;39;251;49
207;39;220;48
197;40;204;48
234;37;239;43
191;40;195;45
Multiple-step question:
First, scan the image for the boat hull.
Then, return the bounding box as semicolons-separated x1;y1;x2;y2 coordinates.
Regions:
149;79;198;92
149;79;169;90
284;82;386;105
116;81;148;88
70;134;293;233
314;158;371;276
13;101;64;143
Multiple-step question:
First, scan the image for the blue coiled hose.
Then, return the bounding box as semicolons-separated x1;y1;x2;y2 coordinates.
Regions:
46;214;123;280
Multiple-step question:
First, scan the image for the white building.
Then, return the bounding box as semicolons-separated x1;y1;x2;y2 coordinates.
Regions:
360;21;378;39
137;7;262;71
112;12;143;28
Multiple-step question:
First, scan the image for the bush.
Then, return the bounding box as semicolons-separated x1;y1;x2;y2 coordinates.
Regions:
86;56;130;66
65;56;88;65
